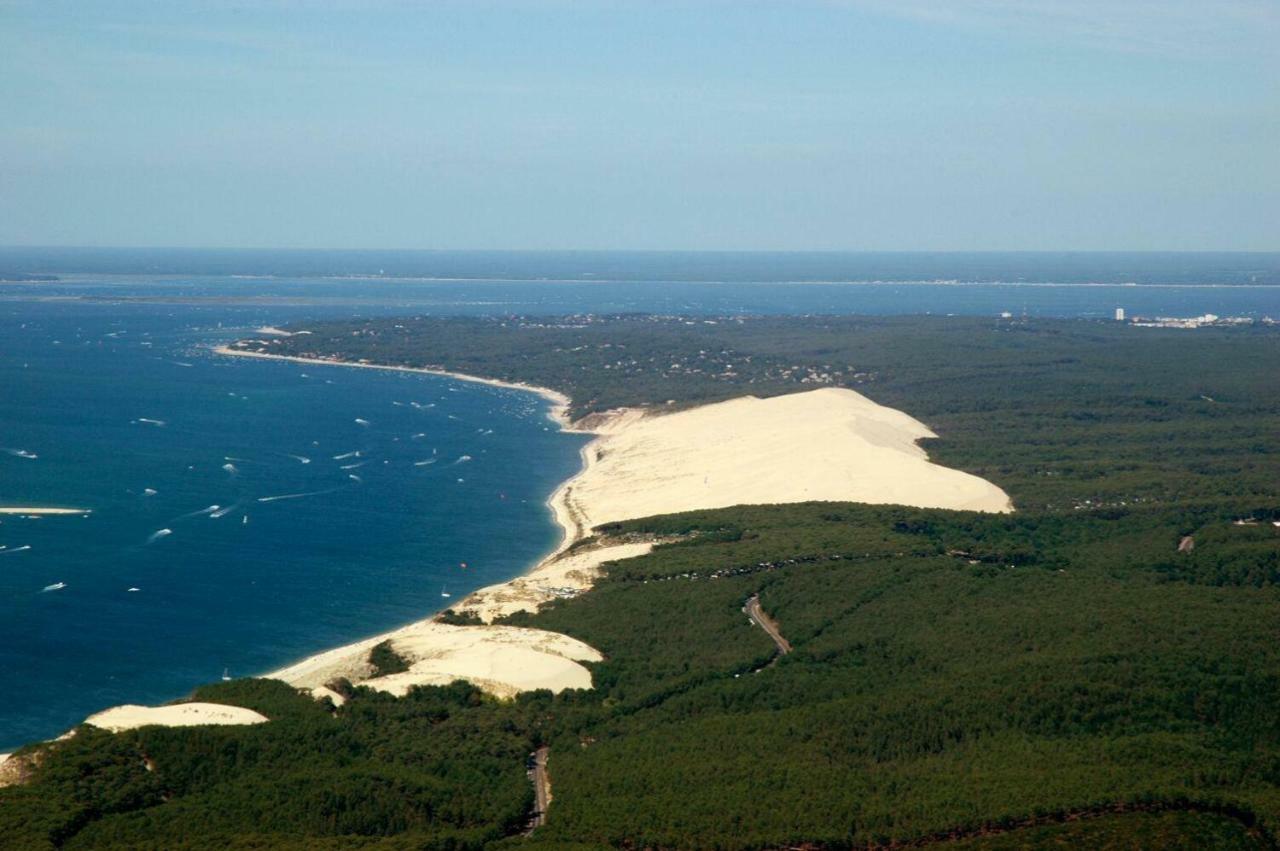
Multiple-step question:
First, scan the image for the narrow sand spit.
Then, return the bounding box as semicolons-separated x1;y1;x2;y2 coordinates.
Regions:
84;703;268;732
213;346;572;427
0;507;90;515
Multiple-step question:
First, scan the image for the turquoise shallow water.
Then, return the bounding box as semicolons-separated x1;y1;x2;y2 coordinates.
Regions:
1;257;1276;750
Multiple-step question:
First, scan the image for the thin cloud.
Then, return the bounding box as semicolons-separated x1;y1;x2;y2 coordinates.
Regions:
835;0;1280;55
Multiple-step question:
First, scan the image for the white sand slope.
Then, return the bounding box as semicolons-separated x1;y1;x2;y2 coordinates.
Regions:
271;622;602;699
457;540;656;623
560;387;1011;533
84;703;268;732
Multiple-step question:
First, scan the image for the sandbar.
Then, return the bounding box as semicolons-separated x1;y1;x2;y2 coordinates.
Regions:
0;507;90;515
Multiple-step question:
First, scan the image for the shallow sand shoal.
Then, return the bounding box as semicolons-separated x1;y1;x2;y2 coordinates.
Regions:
0;507;90;515
84;703;268;732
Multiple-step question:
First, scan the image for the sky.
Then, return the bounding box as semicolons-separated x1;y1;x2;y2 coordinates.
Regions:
1;0;1277;251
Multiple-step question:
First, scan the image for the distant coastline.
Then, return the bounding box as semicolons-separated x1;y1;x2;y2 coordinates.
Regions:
0;274;58;283
213;345;573;429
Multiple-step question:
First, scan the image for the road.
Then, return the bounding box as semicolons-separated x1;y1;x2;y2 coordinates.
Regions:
525;746;550;833
744;594;792;657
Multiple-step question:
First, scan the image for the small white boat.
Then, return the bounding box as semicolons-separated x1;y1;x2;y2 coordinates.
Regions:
441;586;451;599
41;581;66;593
222;668;232;682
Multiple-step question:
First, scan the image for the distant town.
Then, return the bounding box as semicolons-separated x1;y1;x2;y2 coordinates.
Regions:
998;308;1274;329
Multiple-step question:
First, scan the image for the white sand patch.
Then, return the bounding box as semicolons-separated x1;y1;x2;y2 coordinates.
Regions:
457;541;656;623
0;753;20;789
84;702;268;732
270;622;601;699
560;387;1012;531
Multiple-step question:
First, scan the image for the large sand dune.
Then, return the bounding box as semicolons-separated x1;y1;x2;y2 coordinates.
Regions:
559;387;1011;537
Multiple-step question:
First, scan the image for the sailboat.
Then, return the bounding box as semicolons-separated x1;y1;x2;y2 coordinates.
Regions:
441;586;451;598
221;667;232;681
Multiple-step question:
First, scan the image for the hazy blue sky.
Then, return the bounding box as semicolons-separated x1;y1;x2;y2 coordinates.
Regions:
2;1;1276;250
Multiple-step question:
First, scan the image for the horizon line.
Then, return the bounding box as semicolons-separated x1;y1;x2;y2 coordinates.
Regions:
3;245;1279;256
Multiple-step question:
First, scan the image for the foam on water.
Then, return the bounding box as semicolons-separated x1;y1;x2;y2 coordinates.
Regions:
146;528;173;544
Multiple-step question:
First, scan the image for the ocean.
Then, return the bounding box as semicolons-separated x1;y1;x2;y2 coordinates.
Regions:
2;250;1277;750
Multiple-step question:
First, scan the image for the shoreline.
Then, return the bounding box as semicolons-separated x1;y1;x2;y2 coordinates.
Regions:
217;345;1010;694
12;342;1012;749
213;345;574;430
216;344;628;697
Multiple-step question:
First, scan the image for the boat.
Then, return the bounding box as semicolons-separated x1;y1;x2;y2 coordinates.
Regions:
41;581;66;592
441;586;451;598
222;667;232;682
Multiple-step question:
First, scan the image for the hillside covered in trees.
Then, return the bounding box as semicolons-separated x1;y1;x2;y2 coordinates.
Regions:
3;316;1278;849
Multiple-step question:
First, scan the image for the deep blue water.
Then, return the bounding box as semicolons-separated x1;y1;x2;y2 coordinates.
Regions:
1;254;1277;750
0;301;587;750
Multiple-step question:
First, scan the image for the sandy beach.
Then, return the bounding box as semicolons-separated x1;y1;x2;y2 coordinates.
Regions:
213;345;573;427
60;347;1011;733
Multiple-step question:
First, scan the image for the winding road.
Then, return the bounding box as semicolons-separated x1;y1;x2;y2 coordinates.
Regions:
744;594;792;657
525;746;550;833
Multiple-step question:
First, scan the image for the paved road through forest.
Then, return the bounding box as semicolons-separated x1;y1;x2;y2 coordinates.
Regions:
525;746;550;833
744;594;792;657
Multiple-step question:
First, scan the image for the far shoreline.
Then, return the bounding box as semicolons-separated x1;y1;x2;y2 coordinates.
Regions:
214;342;594;560
212;345;574;429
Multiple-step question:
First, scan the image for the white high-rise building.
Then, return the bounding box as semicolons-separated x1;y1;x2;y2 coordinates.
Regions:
1115;307;1126;321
